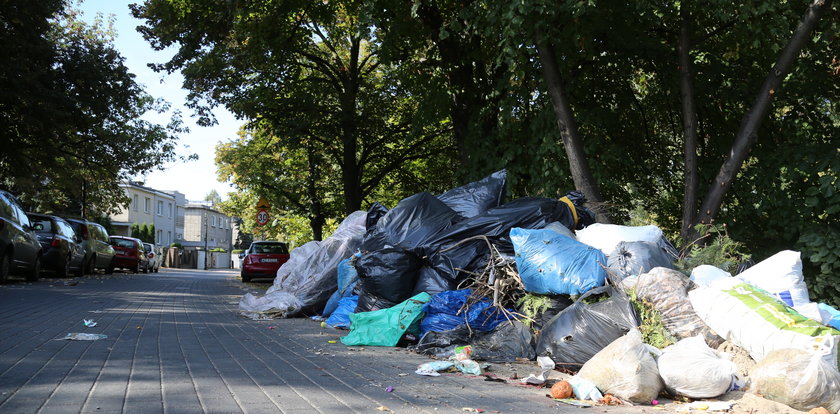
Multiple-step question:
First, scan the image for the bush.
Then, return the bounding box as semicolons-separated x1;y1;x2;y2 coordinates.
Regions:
170;242;182;248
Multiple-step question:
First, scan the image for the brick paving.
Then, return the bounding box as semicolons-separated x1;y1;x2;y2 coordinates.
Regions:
0;268;641;414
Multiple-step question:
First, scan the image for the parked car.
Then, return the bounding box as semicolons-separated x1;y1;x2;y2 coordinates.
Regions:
143;243;161;273
240;241;290;282
109;236;149;273
0;190;41;282
26;213;86;278
63;218;116;274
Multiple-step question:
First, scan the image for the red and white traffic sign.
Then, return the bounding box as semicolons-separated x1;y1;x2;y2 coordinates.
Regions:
256;209;270;226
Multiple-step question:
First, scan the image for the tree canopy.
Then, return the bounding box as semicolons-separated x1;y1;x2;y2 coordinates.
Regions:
0;1;183;216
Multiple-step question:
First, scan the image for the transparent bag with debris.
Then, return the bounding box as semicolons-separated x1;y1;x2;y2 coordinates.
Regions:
657;335;737;399
636;267;724;348
576;328;664;404
749;345;840;413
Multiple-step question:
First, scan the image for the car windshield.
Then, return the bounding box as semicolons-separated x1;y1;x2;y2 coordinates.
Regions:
111;238;137;249
30;218;52;233
251;243;288;254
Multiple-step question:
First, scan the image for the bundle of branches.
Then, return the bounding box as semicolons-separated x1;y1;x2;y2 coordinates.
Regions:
440;235;526;327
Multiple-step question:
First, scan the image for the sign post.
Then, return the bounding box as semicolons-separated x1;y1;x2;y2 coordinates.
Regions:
256;209;269;226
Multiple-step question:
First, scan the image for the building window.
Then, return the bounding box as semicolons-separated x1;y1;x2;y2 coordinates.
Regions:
157;200;163;216
211;215;216;227
144;197;151;213
132;195;138;211
167;231;172;245
157;230;162;244
176;233;182;240
168;203;173;218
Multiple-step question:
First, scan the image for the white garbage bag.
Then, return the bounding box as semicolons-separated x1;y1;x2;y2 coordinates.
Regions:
658;336;737;398
577;329;663;404
576;223;666;256
690;264;731;287
734;250;810;307
689;277;840;367
749;346;840;413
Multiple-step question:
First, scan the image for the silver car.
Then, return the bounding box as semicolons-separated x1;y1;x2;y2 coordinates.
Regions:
143;243;161;273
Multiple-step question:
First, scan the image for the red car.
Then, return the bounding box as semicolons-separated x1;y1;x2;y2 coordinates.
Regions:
109;236;149;273
240;241;289;282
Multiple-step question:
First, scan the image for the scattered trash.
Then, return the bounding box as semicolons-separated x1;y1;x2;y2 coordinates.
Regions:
267;326;275;330
550;381;572;399
460;408;485;413
554;398;593;408
651;399;659;406
375;405;389;412
385;386;394;392
83;319;97;328
62;281;78;286
520;356;555;385
327;340;336;344
675;401;735;412
415;361;455;376
567;376;603;401
63;333;107;341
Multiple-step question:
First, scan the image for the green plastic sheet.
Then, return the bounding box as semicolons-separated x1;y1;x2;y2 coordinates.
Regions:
341;292;431;346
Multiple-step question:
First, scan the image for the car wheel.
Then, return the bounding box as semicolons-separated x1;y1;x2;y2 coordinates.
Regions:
73;258;85;277
241;272;251;283
0;251;9;283
56;255;70;278
25;255;41;282
133;260;140;274
105;257;115;274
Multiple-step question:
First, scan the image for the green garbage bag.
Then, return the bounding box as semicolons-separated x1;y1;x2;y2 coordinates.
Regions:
341;292;431;346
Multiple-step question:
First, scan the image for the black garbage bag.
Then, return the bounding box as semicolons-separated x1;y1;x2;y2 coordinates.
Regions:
606;241;675;283
414;321;536;362
360;192;460;254
364;202;389;233
535;286;639;371
426;197;578;284
530;294;574;331
437;169;507;219
413;265;456;296
354;248;422;313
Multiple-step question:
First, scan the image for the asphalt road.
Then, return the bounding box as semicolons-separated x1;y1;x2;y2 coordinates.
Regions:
0;267;644;414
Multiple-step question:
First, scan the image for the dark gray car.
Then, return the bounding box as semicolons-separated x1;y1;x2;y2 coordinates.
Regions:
63;218;116;275
0;190;41;282
27;213;86;278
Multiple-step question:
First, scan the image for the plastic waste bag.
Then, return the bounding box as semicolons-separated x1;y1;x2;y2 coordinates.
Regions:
511;227;607;296
606;241;674;283
241;211;367;318
325;295;358;329
690;264;731;287
415;321;535;362
361;192;460;253
567;376;604;401
749;347;840;413
354;248;422;313
734;250;810;307
535;286;639;371
419;289;508;337
689;277;840;366
341;292;431;346
322;253;362;317
416;361;455;376
657;336;737;398
576;223;672;256
437;169;507;219
636;267;723;347
576;329;664;404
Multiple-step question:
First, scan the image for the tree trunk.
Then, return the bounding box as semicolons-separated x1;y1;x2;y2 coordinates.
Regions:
340;37;363;215
306;142;325;241
534;31;610;223
679;2;700;242
696;0;833;226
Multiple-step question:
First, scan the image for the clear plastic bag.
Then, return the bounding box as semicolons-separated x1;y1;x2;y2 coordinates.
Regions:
749;345;840;413
657;336;737;398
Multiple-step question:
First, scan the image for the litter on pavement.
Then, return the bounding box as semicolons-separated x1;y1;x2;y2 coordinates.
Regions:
236;170;840;413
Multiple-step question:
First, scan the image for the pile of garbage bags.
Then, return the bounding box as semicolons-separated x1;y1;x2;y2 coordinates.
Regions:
238;170;840;413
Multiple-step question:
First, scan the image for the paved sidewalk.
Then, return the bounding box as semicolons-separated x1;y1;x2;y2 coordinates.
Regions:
0;268;631;414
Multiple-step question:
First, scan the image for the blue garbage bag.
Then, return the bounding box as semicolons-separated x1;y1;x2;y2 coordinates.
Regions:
322;253;362;317
420;289;508;337
326;296;358;329
511;227;607;296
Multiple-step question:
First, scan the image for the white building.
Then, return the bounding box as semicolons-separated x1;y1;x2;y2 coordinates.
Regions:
182;202;233;251
110;182;182;247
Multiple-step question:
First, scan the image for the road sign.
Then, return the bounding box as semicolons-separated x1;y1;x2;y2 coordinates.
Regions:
256;198;271;210
256;209;270;226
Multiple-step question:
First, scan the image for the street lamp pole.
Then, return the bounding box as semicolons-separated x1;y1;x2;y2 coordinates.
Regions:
203;210;208;269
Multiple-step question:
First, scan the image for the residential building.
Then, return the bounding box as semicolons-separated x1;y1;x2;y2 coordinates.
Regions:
182;202;233;251
111;182;182;247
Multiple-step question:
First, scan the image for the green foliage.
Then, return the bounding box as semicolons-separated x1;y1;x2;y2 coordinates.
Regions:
515;293;552;327
130;223;141;239
170;242;182;248
674;224;751;274
209;248;226;253
1;2;182;216
630;290;676;349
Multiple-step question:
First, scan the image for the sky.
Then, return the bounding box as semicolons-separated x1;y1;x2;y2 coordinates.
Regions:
78;0;241;202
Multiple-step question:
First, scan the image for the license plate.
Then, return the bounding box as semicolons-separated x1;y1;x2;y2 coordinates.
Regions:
261;258;278;263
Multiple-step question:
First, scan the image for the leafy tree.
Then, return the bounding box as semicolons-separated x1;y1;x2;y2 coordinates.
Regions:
204;189;222;206
0;1;182;216
130;223;141;239
133;0;455;215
